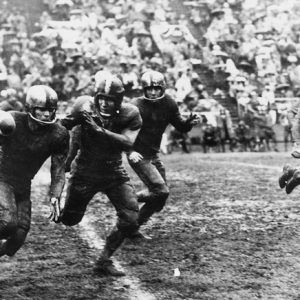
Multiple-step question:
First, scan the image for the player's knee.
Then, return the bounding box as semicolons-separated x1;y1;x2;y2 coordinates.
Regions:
5;228;29;257
155;184;169;201
61;211;84;226
0;219;17;239
160;187;169;199
155;186;169;211
118;212;139;236
153;183;169;198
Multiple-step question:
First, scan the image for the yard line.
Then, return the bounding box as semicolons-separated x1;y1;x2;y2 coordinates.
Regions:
197;159;282;171
79;216;157;300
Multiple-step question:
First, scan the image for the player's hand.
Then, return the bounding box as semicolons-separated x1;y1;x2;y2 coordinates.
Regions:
81;111;101;131
81;111;106;134
186;113;201;127
49;197;61;223
128;151;143;163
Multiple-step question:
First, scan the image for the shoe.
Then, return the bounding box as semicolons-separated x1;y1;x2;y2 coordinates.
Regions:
127;231;152;241
286;170;300;194
93;259;125;277
291;144;300;158
279;164;295;189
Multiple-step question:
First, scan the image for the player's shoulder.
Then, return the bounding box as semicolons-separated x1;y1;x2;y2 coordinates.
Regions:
163;93;177;104
8;111;28;126
162;93;178;110
51;119;70;141
10;111;26;119
130;96;143;107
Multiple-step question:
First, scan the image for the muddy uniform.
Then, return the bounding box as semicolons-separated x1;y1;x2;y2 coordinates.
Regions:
129;94;193;225
60;102;142;239
0;111;69;256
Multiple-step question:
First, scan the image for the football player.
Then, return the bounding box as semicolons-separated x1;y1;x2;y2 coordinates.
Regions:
127;70;200;238
0;85;69;257
60;71;142;276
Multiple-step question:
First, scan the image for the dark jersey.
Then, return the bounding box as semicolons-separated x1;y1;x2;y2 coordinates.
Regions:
63;102;142;166
0;112;69;192
132;94;192;156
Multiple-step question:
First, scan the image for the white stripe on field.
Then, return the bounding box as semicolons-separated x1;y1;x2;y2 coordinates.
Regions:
79;217;157;300
197;159;282;171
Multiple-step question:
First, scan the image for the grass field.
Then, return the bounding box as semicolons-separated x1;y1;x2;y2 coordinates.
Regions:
1;151;300;300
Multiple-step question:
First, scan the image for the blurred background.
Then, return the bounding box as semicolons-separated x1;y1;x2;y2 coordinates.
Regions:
0;0;299;153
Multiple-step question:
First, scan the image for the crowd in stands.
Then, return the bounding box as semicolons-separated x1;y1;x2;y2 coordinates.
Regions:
0;0;299;152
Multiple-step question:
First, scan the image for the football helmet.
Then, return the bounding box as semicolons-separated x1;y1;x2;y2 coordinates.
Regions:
26;85;58;125
141;70;166;101
94;71;124;117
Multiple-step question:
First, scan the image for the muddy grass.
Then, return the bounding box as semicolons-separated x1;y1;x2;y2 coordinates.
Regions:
1;152;300;300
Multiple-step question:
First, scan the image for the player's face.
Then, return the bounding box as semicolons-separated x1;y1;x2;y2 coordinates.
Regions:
34;107;56;122
145;86;162;100
97;98;115;117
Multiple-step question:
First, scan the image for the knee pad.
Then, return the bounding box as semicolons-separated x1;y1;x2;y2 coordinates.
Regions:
61;210;84;226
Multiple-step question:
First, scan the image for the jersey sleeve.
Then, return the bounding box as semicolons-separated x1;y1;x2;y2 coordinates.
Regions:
51;125;70;155
127;105;142;131
168;97;192;132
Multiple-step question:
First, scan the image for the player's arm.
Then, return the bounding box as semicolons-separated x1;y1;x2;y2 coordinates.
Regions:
49;129;70;222
65;126;81;172
81;109;142;151
170;104;201;133
107;127;141;151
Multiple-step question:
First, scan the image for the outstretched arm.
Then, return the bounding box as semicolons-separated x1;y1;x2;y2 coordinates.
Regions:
170;107;202;133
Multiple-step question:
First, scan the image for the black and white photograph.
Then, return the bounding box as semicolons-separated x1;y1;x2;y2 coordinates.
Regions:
0;0;300;299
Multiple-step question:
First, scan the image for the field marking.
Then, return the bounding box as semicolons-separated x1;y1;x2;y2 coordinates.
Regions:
196;159;282;171
79;216;157;300
32;170;156;300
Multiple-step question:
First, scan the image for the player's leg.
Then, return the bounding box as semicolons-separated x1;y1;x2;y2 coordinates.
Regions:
129;157;169;225
60;176;96;226
0;188;31;257
0;182;17;243
94;181;139;276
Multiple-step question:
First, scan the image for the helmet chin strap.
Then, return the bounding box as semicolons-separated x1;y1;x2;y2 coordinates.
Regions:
143;94;164;101
99;111;112;117
29;113;57;125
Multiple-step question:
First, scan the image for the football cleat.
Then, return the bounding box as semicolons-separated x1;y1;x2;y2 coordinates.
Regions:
286;169;300;194
93;259;125;277
127;230;152;241
278;164;296;189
